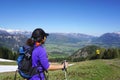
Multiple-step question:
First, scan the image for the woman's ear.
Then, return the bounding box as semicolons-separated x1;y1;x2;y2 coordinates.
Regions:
41;37;46;44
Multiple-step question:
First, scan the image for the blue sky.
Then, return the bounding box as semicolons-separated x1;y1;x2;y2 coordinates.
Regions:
0;0;120;36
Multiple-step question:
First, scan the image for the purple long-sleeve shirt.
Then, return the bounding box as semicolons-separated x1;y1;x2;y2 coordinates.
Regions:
29;45;50;80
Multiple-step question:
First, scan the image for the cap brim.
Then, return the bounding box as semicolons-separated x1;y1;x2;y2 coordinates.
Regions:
45;33;49;36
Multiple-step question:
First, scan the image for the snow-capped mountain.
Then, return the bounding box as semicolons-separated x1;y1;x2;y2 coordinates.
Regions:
0;28;32;37
0;28;28;51
0;28;10;35
0;28;94;39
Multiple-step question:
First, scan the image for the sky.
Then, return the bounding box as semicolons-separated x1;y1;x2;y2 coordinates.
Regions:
0;0;120;36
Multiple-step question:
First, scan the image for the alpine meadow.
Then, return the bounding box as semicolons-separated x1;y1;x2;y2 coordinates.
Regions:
0;59;120;80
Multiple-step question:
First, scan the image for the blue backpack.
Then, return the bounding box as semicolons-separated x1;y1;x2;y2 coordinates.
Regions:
17;46;38;79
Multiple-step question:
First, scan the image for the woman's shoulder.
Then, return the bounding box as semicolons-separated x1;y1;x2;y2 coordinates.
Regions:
37;45;45;49
34;45;45;52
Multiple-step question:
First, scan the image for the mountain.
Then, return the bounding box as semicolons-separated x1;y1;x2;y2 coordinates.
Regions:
46;33;94;44
0;28;32;37
0;28;95;55
0;29;10;35
45;33;95;55
1;28;120;55
93;32;120;47
0;29;28;51
7;30;32;38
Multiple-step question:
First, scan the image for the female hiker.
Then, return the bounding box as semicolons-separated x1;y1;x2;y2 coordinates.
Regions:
26;28;68;80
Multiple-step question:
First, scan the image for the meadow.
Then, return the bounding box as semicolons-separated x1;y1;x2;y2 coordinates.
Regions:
0;59;120;80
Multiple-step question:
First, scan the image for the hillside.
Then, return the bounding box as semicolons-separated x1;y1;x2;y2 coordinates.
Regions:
0;59;120;80
70;45;120;62
71;45;100;59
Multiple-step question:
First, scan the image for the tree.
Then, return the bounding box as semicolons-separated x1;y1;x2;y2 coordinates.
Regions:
0;47;17;60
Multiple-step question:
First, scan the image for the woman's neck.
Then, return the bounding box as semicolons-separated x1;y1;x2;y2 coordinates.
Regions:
35;42;41;46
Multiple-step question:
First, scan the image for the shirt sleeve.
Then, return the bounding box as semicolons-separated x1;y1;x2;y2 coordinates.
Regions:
38;47;50;70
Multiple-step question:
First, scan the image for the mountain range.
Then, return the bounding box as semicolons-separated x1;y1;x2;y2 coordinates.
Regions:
92;32;120;48
0;28;120;55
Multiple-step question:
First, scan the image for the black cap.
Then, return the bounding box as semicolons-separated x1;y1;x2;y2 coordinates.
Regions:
31;28;49;39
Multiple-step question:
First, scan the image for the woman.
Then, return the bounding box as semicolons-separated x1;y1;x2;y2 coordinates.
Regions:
26;28;68;80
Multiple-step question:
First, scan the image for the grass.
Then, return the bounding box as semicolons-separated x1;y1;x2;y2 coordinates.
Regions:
0;61;17;65
0;59;120;80
49;59;120;80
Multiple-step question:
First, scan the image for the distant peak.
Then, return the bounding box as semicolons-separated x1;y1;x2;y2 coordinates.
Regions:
6;29;21;32
113;31;120;35
0;27;30;33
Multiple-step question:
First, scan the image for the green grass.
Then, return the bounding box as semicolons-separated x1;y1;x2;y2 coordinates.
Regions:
0;59;120;80
49;59;120;80
0;61;17;65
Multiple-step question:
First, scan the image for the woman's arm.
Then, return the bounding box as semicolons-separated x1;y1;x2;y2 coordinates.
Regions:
48;64;63;70
48;62;68;71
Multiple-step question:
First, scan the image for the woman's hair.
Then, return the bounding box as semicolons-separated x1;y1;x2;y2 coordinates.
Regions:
26;28;49;46
26;38;34;47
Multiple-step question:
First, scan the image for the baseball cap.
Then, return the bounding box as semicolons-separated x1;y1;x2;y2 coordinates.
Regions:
31;28;49;39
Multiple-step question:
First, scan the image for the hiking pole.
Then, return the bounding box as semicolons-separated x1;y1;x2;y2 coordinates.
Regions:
14;70;18;80
63;60;67;80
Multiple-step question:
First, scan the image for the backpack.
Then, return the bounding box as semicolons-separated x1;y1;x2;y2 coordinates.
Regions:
17;45;39;79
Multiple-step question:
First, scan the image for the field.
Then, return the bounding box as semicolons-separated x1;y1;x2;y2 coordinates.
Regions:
0;59;120;80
